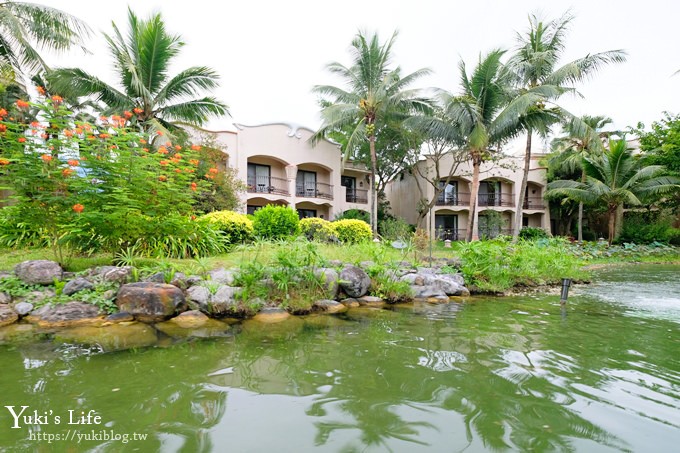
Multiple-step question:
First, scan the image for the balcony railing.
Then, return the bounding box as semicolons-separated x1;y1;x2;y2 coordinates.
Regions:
345;188;368;203
435;192;471;206
296;182;334;200
247;175;289;196
435;228;467;241
478;193;515;207
523;197;545;210
479;228;512;239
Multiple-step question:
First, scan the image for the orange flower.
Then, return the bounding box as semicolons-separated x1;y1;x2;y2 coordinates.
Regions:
100;115;109;122
72;204;84;213
157;131;164;136
190;182;197;191
157;147;168;154
165;141;172;147
30;121;41;128
189;159;199;165
99;133;110;139
40;133;48;140
0;158;10;165
133;107;143;114
0;124;6;133
185;168;195;173
158;175;168;182
67;160;79;167
123;111;133;119
190;144;201;151
18;137;26;143
51;95;63;103
63;129;73;137
174;145;182;151
174;168;181;173
208;167;219;174
160;160;169;166
15;100;29;108
87;135;95;140
142;148;149;153
204;173;214;179
190;215;196;221
41;154;52;162
139;138;147;144
62;168;73;177
36;86;46;96
173;153;181;160
75;127;83;135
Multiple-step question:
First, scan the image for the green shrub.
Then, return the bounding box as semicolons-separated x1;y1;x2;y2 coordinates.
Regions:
332;219;372;243
299;217;335;242
201;210;254;245
619;217;671;244
519;227;549;241
666;228;680;246
252;205;300;240
335;209;370;224
379;217;413;241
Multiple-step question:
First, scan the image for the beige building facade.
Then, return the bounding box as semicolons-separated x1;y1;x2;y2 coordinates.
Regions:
385;151;550;240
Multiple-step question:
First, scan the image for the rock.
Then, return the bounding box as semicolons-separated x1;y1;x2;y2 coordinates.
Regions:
101;290;117;301
0;304;19;327
186;275;203;286
170;273;187;290
359;260;376;270
53;323;157;352
102;266;132;283
252;307;290;323
209;286;245;317
186;285;211;311
400;274;424;286
20;288;56;304
0;292;11;304
145;272;166;283
14;260;62;285
339;298;360;308
105;312;134;323
313;299;347;314
356;296;386;308
327;260;343;268
116;282;187;323
412;286;448;299
62;277;95;296
208;268;235;285
170;310;209;328
13;302;33;316
339;265;371;298
27;302;103;328
315;268;339;299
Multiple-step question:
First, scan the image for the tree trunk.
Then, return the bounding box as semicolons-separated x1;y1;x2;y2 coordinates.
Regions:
369;133;378;237
513;131;532;240
577;169;586;242
466;153;481;241
608;204;617;245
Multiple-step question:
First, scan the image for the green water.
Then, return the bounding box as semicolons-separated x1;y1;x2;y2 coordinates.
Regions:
0;265;679;452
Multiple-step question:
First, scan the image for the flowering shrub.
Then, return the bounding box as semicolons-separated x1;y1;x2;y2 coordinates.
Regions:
201;210;254;245
252;205;300;240
332;219;372;243
0;96;226;261
299;217;335;242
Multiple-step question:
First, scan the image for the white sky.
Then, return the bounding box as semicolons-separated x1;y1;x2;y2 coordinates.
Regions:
44;0;680;152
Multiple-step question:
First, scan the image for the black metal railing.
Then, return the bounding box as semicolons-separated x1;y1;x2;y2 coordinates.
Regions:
479;228;512;239
478;193;515;207
247;175;289;196
296;182;334;200
345;188;368;203
435;228;467;241
435;192;471;206
523;196;545;210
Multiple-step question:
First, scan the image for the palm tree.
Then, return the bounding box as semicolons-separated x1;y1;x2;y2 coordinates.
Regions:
311;30;431;235
546;138;680;244
417;49;552;241
549;115;614;241
47;8;228;136
508;11;626;239
0;1;90;76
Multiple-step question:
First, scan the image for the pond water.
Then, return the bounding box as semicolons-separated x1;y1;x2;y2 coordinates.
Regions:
0;265;678;452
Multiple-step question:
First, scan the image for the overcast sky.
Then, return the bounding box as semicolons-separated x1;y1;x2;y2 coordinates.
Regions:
45;0;679;152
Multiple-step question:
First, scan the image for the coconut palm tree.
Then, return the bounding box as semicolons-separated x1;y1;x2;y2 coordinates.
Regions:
549;115;614;241
47;8;228;136
508;11;626;239
0;1;90;77
417;49;554;241
546;138;680;244
311;30;431;235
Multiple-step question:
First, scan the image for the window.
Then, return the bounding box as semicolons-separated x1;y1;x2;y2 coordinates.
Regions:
247;205;262;215
437;180;458;204
435;214;459;240
297;209;317;219
479;181;501;206
247;163;270;193
296;170;317;197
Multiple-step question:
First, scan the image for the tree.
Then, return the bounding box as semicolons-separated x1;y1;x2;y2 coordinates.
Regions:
546;138;680;244
0;1;90;77
311;30;431;235
508;11;626;238
47;8;228;137
421;49;550;241
549;115;614;241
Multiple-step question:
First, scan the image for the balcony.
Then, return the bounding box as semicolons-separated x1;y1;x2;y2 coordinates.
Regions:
435;192;471;206
522;196;545;210
247;175;289;196
478;193;515;207
295;182;334;200
345;188;368;203
435;228;467;241
479;228;512;239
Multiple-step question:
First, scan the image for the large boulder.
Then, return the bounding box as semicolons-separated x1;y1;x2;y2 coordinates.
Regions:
62;277;94;296
26;302;103;328
339;265;371;298
14;260;62;285
208;268;235;285
186;285;211;311
170;310;209;328
313;299;347;314
0;304;18;327
208;286;246;317
315;268;339;299
12;302;33;317
116;282;187;323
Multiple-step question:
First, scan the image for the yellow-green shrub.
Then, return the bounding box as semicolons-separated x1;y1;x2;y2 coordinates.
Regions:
300;218;335;242
332;219;372;243
201;211;254;245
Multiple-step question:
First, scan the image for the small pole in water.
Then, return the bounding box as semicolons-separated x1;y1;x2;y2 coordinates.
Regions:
560;278;572;305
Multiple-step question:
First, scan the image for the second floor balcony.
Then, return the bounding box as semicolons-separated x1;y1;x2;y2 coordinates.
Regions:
478;192;515;207
436;192;471;206
345;188;368;203
522;196;545;210
247;175;290;196
296;182;334;200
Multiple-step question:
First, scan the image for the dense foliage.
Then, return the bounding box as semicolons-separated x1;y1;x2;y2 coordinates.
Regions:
201;210;254;246
252;205;300;240
332;219;373;243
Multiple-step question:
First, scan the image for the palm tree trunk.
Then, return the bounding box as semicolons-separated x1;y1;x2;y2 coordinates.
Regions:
577;169;586;242
467;153;481;241
608;204;617;245
513;130;532;240
369;133;378;237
